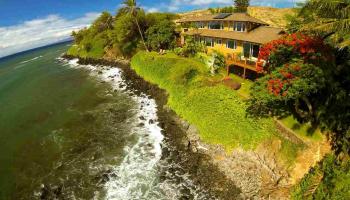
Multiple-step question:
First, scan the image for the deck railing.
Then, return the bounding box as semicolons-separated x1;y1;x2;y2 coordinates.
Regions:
225;53;261;78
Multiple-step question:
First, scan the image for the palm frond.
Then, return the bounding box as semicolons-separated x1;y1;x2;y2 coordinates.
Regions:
304;18;350;34
339;37;350;48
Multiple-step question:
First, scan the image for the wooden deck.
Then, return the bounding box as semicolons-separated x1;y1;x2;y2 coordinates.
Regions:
225;56;259;78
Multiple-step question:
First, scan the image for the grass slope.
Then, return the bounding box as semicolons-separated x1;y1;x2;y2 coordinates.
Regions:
132;51;286;151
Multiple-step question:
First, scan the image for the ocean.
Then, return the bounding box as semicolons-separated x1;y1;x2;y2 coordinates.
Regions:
0;43;212;199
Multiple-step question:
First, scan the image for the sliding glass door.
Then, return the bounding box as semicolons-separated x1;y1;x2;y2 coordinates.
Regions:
243;42;260;58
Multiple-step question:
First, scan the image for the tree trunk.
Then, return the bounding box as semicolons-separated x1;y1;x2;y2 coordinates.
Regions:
134;17;149;52
294;96;313;119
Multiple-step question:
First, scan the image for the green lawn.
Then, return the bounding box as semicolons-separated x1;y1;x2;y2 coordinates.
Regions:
131;52;285;151
228;73;253;99
280;116;323;142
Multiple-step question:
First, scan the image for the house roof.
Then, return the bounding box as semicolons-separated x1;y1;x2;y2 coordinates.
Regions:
182;26;284;44
177;13;268;25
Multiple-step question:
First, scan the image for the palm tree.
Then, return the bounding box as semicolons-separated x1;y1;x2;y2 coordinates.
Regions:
121;0;149;52
300;0;350;47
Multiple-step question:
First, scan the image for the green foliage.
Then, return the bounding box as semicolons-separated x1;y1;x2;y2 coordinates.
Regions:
181;37;207;57
288;0;350;48
279;139;304;168
131;52;288;151
211;50;225;74
72;29;87;44
292;154;350;200
145;12;178;25
248;34;332;122
280;116;323;142
173;47;183;56
289;0;350;154
112;13;142;56
251;33;350;156
146;20;176;51
208;6;235;14
249;62;326;116
120;0;149;52
286;1;350;154
67;3;177;58
208;3;249;13
90;11;113;33
234;0;250;13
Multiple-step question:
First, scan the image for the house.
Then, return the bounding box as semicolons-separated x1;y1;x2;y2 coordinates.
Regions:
177;13;285;78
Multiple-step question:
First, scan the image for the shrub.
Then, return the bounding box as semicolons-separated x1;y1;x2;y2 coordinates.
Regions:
146;20;176;51
292;154;350;200
211;51;225;74
182;37;206;57
173;47;183;56
169;64;200;85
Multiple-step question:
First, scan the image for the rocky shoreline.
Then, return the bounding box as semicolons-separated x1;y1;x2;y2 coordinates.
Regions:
61;54;326;200
62;54;242;199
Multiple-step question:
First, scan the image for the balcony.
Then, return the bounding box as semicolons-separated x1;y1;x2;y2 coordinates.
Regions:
225;53;261;78
226;54;258;71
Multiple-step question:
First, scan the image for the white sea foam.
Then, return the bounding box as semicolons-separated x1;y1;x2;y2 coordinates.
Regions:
20;55;43;64
59;58;211;200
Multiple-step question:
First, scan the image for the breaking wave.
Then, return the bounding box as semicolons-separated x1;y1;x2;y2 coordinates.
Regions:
60;58;213;200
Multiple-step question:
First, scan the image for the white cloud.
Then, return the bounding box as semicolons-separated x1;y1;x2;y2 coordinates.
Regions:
0;13;100;58
144;6;160;13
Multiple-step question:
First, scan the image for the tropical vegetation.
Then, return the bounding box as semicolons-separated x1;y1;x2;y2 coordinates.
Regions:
234;0;250;13
131;52;300;161
68;5;177;58
246;0;350;199
208;0;250;13
67;0;350;198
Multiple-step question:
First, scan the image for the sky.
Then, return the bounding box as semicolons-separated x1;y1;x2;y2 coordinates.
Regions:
0;0;304;58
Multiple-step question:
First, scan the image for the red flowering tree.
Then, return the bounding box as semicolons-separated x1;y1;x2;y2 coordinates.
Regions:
247;33;334;123
257;33;331;73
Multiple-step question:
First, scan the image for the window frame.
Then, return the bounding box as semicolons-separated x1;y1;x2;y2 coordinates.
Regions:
196;22;205;29
234;22;246;32
209;21;224;30
205;38;214;47
226;40;237;49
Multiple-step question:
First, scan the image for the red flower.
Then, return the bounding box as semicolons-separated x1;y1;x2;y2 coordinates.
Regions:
257;33;328;73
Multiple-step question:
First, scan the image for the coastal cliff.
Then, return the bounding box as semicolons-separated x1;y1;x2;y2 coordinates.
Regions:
62;54;330;199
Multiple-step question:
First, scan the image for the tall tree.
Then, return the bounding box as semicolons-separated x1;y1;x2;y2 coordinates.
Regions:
120;0;149;52
145;20;176;51
91;12;113;33
234;0;250;13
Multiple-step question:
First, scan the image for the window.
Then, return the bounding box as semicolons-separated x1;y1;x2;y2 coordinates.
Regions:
206;38;214;47
234;22;246;32
209;21;223;30
252;44;260;58
243;43;260;58
196;22;205;29
216;39;222;45
226;40;236;49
